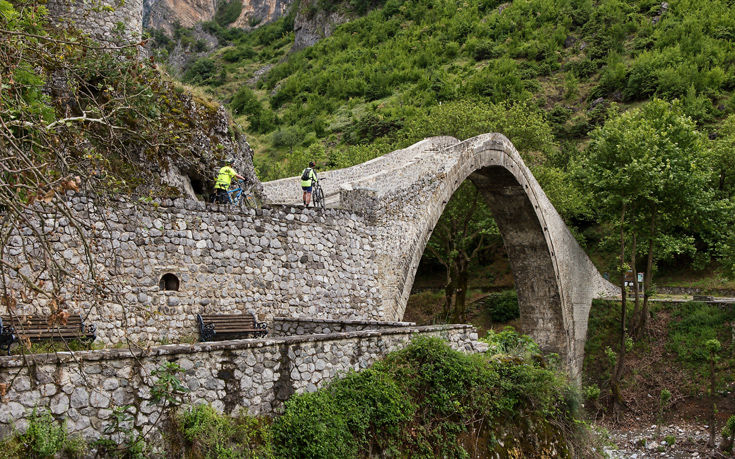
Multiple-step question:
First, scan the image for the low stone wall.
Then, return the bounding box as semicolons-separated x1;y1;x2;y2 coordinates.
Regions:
0;325;483;440
657;286;735;297
271;317;415;337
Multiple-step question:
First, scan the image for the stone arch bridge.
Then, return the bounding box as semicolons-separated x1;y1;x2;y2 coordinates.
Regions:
264;134;617;378
0;134;616;437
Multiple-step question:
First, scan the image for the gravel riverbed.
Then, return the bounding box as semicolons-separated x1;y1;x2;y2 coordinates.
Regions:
604;423;730;458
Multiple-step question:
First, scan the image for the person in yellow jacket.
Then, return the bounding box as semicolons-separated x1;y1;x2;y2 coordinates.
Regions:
300;161;318;207
214;158;245;204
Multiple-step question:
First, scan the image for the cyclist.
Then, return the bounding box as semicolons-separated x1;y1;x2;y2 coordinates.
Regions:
214;158;246;204
300;161;318;207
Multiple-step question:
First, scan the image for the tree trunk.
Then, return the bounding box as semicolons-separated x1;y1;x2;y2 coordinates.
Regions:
451;256;470;323
709;355;717;448
638;213;656;337
443;263;456;322
610;203;628;421
630;233;640;333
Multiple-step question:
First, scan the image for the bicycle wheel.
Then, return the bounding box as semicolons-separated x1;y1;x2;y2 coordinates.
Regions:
315;186;325;209
242;192;258;209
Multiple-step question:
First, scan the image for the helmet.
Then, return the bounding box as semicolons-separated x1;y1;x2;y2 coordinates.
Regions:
309;161;315;167
226;157;235;164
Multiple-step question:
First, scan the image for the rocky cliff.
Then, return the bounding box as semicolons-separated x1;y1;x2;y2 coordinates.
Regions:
144;0;294;34
291;0;350;51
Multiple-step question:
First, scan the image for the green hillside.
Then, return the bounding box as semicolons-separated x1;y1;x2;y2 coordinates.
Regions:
169;0;734;174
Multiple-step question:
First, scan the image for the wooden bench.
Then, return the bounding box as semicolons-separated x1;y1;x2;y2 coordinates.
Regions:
197;313;268;341
0;314;97;355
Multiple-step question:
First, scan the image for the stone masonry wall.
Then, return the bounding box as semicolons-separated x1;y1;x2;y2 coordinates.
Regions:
1;195;383;346
47;0;144;44
0;325;482;440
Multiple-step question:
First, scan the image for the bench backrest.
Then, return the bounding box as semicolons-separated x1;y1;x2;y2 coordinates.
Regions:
1;314;85;336
198;314;257;330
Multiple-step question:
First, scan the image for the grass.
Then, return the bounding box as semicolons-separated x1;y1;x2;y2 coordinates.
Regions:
9;339;101;355
656;265;735;291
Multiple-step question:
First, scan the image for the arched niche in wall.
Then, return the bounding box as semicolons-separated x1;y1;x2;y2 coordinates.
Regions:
159;273;180;292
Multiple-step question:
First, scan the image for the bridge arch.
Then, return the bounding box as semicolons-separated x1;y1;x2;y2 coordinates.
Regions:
263;133;616;378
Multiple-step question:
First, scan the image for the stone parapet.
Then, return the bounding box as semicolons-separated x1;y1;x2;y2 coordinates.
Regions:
0;325;483;439
271;316;415;336
261;137;457;206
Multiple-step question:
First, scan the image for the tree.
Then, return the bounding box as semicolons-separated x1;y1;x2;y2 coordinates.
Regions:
581;99;709;417
400;100;556;154
424;181;500;323
708;114;735;198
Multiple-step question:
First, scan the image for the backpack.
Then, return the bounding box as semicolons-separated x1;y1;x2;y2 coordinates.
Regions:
301;168;312;181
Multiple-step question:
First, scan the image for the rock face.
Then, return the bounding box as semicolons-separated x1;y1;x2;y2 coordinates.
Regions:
292;0;350;51
144;0;295;34
144;0;355;51
144;0;216;34
159;94;263;200
160;24;220;76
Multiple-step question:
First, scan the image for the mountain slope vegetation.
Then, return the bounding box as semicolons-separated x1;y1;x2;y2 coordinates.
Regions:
173;0;735;175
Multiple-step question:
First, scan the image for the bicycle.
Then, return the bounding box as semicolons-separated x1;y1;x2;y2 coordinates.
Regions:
312;179;325;210
211;180;259;209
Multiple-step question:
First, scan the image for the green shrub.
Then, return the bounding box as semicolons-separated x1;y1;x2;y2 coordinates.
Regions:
593;53;627;97
567;58;597;79
215;0;243;27
0;409;86;458
193;39;208;53
483;327;541;357
466;57;531;103
272;369;411;458
183;58;219;85
230;85;260;116
222;46;256;63
267;336;583;457
722;415;735;452
583;384;600;401
177;404;272;458
483;290;520;323
667;302;734;367
343;112;403;145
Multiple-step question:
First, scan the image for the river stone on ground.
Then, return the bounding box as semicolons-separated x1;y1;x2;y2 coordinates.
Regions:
604;423;725;458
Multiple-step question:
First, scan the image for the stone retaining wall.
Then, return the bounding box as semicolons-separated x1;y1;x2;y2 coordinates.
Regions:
0;325;483;440
1;196;384;346
47;0;143;44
